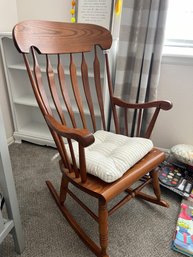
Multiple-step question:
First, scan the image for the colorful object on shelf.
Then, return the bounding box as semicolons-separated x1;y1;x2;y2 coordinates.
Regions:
115;0;122;16
70;0;76;23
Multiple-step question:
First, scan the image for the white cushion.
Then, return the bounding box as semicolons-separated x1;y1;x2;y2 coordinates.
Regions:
171;144;193;166
66;130;153;183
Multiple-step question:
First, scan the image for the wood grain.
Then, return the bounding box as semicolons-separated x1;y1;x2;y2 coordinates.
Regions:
13;20;112;54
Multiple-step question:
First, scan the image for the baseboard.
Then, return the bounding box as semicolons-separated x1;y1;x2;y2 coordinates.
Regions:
157;147;170;154
7;136;14;146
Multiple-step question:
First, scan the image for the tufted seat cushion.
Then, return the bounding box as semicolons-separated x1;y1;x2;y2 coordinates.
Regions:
66;130;153;183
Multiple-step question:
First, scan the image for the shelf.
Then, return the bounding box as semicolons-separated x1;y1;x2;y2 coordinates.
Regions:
13;95;101;116
14;95;37;107
0;107;24;252
19;122;51;138
8;63;104;78
14;122;54;146
0;32;12;37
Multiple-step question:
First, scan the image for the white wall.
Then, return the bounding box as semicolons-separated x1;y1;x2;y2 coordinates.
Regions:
0;0;18;31
16;0;71;22
152;56;193;149
0;0;18;142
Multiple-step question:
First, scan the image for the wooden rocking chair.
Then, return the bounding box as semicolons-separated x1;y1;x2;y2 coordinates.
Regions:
13;20;172;257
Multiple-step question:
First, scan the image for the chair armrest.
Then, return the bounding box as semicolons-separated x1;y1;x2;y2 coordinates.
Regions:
112;97;173;110
111;97;173;138
45;114;95;147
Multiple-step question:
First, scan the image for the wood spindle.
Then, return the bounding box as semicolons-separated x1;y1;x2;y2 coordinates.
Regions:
124;108;129;136
99;199;108;256
81;53;97;132
79;144;87;183
67;139;79;178
70;53;87;129
31;49;52;115
50;130;69;169
59;174;69;204
150;168;161;201
66;188;98;222
145;107;160;139
105;53;120;134
57;55;77;128
108;193;133;216
26;52;72;171
136;109;142;137
46;55;66;125
58;135;72;172
93;46;106;130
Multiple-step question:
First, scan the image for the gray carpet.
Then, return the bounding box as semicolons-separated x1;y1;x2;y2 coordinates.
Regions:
0;142;183;257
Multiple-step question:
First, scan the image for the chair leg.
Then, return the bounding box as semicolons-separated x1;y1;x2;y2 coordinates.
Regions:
98;198;109;257
133;168;169;207
149;168;169;207
150;168;161;201
59;175;69;205
46;180;102;256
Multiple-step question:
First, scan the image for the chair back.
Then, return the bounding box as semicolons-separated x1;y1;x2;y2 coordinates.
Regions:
13;20;115;181
13;20;113;131
13;20;172;182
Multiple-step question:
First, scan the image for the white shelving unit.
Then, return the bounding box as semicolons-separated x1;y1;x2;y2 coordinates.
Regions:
0;107;24;252
0;32;117;147
0;33;53;146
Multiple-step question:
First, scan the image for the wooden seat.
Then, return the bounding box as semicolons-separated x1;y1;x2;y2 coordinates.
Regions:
13;20;172;257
